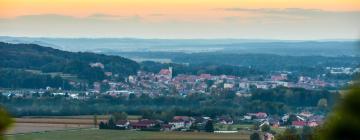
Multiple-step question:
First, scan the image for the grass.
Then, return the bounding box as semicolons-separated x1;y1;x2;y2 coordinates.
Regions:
6;129;250;140
271;127;286;134
7;115;142;134
20;115;141;120
215;124;253;131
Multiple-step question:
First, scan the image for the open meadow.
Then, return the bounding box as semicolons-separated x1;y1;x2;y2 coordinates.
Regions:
5;116;250;140
6;129;250;140
6;115;142;134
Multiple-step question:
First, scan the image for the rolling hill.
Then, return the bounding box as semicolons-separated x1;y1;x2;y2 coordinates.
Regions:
0;42;139;89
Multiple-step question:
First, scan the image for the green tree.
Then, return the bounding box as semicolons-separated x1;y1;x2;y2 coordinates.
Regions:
286;114;298;125
227;125;233;131
314;81;360;140
277;127;300;140
108;117;116;129
0;107;13;140
159;111;175;122
99;121;106;129
204;120;214;132
93;115;98;128
113;112;128;121
252;122;260;130
190;123;199;131
250;132;261;140
261;124;271;132
301;126;312;140
317;98;328;110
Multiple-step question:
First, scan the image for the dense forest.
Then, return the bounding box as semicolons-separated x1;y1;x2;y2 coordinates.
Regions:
112;52;359;80
0;42;139;88
0;68;71;89
140;61;264;77
109;52;360;68
0;87;339;117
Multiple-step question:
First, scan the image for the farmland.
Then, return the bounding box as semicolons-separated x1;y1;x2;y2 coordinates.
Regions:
6;129;250;140
6;123;93;135
5;115;250;140
6;115;141;134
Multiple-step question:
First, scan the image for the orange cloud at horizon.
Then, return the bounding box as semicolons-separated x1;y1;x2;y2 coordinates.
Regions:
1;0;360;19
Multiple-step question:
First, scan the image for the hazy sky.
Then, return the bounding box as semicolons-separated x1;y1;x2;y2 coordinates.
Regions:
1;0;360;39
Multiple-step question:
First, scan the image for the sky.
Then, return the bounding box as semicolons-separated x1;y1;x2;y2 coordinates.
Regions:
0;0;360;39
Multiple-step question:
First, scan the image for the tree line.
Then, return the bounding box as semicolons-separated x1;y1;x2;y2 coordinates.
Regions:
0;87;339;117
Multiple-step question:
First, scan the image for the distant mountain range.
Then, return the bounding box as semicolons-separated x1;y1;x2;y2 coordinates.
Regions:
0;36;359;56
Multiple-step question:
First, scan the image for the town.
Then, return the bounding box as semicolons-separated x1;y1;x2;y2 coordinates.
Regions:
2;65;351;140
2;65;356;99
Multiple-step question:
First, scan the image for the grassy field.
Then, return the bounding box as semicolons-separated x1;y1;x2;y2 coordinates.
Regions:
6;116;250;140
215;124;253;131
20;115;141;120
6;123;93;135
6;129;250;140
6;115;141;134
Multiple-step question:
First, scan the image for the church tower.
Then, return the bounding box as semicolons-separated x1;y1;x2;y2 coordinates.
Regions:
169;67;173;79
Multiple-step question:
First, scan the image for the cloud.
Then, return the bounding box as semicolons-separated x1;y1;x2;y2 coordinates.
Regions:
0;12;359;39
14;14;75;20
148;13;165;17
219;8;360;24
87;13;124;19
220;8;360;18
223;8;323;14
86;13;142;22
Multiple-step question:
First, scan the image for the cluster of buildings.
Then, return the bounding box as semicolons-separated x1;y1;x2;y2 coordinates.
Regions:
96;67;347;98
0;89;88;100
108;115;230;132
114;116;200;131
101;110;324;139
326;67;360;75
2;66;351;99
242;111;325;129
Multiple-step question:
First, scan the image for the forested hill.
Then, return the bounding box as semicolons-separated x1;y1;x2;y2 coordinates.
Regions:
0;42;139;83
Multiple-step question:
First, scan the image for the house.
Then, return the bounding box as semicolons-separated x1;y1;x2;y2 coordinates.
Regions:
271;74;287;81
268;118;280;127
299;111;313;118
169;120;186;129
193;116;211;125
253;112;268;120
307;121;319;127
217;117;234;125
308;115;325;125
130;119;157;129
199;74;211;80
281;114;289;122
224;83;234;89
159;67;173;79
292;121;306;128
161;124;175;131
116;120;130;129
255;83;269;89
89;62;104;69
246;112;268;121
169;116;194;129
239;82;250;89
243;115;252;120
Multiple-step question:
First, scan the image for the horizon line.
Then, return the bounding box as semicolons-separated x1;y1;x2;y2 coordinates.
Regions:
1;36;359;42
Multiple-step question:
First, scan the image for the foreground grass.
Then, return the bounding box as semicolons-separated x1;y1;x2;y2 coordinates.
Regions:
6;129;250;140
18;115;141;120
215;124;253;131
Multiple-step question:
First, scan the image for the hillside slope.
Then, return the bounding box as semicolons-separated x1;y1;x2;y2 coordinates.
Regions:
0;42;139;84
